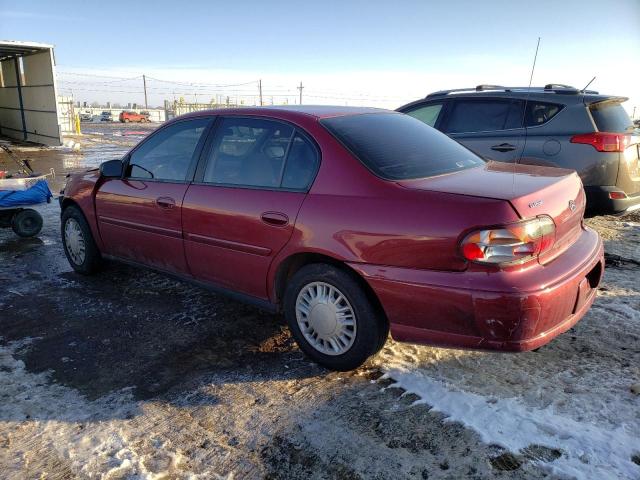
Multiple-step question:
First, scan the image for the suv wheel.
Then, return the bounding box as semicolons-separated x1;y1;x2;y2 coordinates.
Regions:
284;264;387;371
61;206;102;274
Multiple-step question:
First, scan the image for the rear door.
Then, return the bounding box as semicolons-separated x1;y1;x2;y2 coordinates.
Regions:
95;117;211;273
442;98;526;163
182;116;320;300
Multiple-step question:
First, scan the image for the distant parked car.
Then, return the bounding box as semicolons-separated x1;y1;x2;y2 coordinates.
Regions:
79;113;92;122
398;84;640;215
119;111;150;123
59;106;604;370
100;111;113;122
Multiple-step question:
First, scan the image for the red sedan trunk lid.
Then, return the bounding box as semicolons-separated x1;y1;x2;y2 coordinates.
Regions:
397;161;585;263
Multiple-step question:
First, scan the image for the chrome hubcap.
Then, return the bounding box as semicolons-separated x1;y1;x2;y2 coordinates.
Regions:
295;282;356;356
64;218;86;265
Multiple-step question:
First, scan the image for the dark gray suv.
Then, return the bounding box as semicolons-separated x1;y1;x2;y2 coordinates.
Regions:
398;84;640;214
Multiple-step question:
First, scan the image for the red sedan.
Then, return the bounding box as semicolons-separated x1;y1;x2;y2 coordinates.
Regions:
59;106;604;370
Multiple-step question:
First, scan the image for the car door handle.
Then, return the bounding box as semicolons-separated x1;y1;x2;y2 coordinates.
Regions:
261;211;289;226
491;143;517;152
156;197;176;209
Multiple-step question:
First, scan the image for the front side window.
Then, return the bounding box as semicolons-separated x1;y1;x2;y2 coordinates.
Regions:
322;113;484;180
203;117;318;190
405;103;443;127
127;118;209;181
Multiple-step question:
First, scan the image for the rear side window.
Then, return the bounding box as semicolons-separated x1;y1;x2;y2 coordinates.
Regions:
525;102;562;127
444;100;514;133
204;117;293;188
321;113;484;180
203;117;318;190
127;118;209;181
281;134;319;189
590;102;633;132
405;103;443;127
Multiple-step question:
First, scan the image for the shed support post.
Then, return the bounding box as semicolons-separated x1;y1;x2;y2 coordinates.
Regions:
14;57;27;141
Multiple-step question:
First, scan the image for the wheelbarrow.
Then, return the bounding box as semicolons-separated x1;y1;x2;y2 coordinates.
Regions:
0;178;53;238
0;144;54;238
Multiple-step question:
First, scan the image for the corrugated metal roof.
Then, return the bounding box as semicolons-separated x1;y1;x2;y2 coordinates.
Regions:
0;40;53;61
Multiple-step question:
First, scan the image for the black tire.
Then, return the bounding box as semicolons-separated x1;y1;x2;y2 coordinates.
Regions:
11;209;43;237
283;263;388;371
61;205;102;274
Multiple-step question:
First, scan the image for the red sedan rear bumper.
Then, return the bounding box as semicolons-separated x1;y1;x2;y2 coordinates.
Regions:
350;227;604;352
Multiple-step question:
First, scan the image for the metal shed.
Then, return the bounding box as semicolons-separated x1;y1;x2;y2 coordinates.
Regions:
0;40;62;146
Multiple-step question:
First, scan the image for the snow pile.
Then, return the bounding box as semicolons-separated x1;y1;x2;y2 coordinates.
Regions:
380;265;640;480
383;367;638;479
0;338;232;479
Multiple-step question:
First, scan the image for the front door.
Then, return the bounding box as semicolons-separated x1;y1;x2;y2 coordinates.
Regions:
182;116;320;299
444;98;526;163
95;117;211;273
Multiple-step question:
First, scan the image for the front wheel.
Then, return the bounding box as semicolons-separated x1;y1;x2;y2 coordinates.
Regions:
61;206;102;274
283;264;388;371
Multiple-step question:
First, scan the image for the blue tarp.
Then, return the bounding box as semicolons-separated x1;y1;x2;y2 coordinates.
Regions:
0;180;52;208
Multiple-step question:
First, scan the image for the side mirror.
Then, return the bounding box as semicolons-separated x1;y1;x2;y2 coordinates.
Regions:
99;159;124;178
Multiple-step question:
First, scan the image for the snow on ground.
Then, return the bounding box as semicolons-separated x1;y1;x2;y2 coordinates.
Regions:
0;338;232;479
376;220;640;480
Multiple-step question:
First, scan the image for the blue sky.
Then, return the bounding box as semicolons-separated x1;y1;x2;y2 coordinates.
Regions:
1;0;639;112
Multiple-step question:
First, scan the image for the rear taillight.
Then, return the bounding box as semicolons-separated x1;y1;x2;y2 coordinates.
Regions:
609;191;627;200
460;216;556;266
570;132;630;152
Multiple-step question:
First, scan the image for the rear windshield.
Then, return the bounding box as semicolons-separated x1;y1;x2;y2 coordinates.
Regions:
590;101;634;132
321;113;484;180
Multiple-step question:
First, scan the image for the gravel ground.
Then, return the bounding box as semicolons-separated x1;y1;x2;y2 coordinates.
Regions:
0;127;638;479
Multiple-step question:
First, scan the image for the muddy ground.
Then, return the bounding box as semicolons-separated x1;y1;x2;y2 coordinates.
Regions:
0;124;638;479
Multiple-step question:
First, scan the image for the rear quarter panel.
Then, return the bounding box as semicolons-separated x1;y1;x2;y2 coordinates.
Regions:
520;103;619;186
266;131;522;302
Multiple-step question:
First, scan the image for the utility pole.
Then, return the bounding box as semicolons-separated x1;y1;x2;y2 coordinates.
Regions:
143;74;148;109
258;79;263;106
297;81;304;105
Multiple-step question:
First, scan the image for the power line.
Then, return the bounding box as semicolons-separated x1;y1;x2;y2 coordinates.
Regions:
144;75;259;88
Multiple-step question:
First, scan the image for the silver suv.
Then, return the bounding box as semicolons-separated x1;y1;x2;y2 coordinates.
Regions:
398;84;640;214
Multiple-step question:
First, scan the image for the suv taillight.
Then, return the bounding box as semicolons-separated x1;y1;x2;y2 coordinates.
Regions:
460;216;555;266
570;132;630;152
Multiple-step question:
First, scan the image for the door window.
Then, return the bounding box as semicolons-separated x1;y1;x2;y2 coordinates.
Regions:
281;134;319;189
405;103;443;127
444;99;515;133
203;117;318;190
127;118;209;181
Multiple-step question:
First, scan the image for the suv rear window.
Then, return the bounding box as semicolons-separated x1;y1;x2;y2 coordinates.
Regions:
590;101;634;132
321;113;484;180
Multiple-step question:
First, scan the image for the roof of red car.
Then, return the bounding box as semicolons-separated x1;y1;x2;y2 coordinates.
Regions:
180;105;391;121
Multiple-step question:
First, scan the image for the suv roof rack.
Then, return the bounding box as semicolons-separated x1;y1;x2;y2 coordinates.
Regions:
426;84;599;98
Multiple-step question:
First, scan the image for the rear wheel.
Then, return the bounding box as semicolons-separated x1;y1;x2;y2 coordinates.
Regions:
61;206;102;274
11;209;43;237
284;264;387;371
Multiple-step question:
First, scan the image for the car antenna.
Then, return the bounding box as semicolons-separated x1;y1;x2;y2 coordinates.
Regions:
512;36;541;195
580;76;596;93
